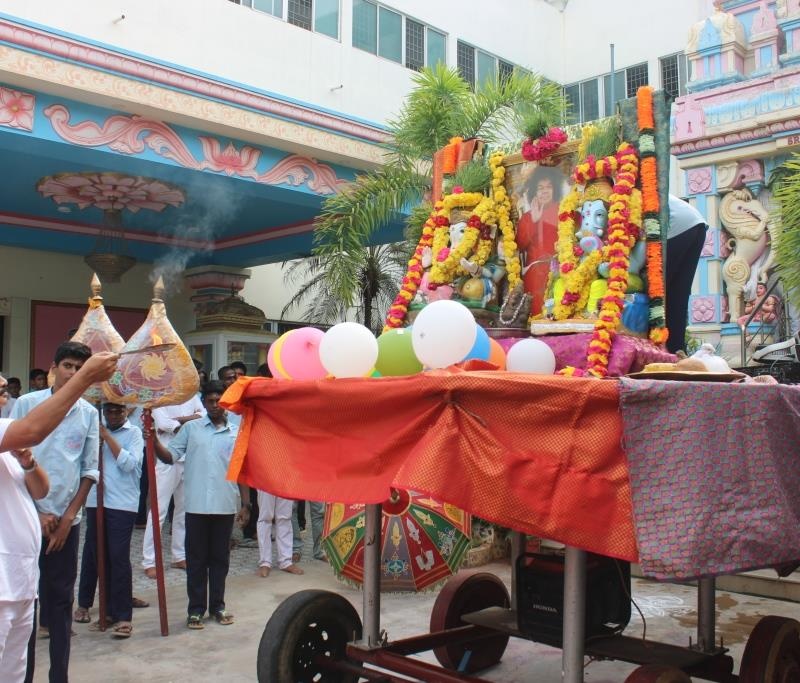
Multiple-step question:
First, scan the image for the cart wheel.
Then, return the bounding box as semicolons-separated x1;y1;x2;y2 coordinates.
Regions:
739;615;800;683
429;571;510;673
624;664;692;682
257;589;362;683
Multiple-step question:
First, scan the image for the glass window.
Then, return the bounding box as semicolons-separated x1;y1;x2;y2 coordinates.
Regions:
477;50;496;90
457;41;475;88
581;79;599;122
564;83;580;123
252;0;280;15
405;18;424;70
498;60;514;85
625;62;649;98
660;53;686;100
603;71;625;116
378;7;402;63
287;0;312;30
427;28;446;68
314;0;339;38
353;0;377;54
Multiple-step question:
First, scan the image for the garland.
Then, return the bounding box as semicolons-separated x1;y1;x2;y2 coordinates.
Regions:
489;152;521;288
521;127;568;162
584;144;639;378
637;86;668;345
383;204;441;331
429;192;486;284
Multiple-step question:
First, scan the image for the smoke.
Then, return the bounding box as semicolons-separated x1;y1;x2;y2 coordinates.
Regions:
149;179;240;294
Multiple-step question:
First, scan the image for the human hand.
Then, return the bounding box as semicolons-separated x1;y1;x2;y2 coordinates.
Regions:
11;448;34;470
46;516;73;554
38;512;59;538
177;414;202;425
530;196;544;222
236;506;251;529
421;246;433;269
79;352;120;383
99;424;110;442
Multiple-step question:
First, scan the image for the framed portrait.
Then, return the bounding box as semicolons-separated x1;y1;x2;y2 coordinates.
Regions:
502;142;579;315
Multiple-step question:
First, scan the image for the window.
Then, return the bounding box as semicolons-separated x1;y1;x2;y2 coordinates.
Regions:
625;62;649;98
498;60;514;85
378;6;402;63
287;0;312;30
564;83;580;123
353;0;377;53
427;29;446;68
603;71;624;116
236;0;339;39
353;3;446;69
660;53;687;100
477;51;496;90
581;79;599;121
405;19;424;70
457;41;476;88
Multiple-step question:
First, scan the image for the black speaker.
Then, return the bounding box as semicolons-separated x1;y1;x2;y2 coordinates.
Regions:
515;552;631;647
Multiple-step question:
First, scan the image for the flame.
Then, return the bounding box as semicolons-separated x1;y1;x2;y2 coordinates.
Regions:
151;331;163;346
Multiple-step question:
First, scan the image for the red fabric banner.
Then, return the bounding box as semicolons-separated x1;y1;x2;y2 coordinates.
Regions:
222;372;638;562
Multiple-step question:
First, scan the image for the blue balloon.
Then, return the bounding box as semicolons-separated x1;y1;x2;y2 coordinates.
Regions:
464;325;491;361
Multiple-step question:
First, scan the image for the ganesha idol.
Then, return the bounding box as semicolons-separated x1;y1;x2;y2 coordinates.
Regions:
543;176;649;337
410;208;514;326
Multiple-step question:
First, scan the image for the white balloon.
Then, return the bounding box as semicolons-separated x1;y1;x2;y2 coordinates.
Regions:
411;300;477;369
319;322;378;378
506;338;556;374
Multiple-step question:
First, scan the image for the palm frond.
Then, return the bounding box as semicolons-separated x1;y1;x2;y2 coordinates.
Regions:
773;154;800;308
457;71;566;146
388;64;471;161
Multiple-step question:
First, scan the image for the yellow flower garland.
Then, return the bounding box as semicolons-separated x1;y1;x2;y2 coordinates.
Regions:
489;152;520;288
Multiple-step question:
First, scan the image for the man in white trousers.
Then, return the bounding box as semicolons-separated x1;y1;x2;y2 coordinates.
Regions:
142;395;204;578
0;354;118;682
256;492;303;577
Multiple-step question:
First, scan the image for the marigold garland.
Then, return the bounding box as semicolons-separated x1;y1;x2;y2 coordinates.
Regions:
489;152;521;288
636;85;668;345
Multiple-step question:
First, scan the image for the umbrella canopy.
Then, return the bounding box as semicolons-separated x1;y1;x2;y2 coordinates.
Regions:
323;488;471;592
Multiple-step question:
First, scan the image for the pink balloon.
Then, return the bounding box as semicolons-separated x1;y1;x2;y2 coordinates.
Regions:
270;327;327;380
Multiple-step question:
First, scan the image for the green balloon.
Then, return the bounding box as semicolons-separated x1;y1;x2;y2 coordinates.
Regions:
376;328;423;376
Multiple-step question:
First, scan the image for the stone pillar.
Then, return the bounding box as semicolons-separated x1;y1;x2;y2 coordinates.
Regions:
750;1;780;75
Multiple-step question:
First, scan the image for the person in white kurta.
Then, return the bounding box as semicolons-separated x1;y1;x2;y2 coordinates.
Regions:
0;419;49;682
256;492;303;577
141;395;204;576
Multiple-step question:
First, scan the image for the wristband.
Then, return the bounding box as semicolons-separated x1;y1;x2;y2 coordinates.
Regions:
21;458;37;472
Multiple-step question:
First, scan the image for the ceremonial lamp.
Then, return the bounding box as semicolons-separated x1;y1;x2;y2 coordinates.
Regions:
69;274;126;631
102;276;200;636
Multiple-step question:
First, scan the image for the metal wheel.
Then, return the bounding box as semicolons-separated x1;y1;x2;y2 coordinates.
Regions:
257;589;362;683
429;571;510;673
624;665;692;682
739;615;800;683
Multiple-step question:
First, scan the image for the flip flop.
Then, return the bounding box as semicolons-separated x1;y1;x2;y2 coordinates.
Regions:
73;607;90;623
213;610;234;626
187;615;204;630
88;618;115;632
111;622;132;639
131;597;149;608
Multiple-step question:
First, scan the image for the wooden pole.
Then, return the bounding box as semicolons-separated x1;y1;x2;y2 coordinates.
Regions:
95;403;107;631
144;408;169;636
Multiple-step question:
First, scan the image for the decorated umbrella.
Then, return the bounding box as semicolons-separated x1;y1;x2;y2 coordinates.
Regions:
102;276;199;636
69;274;126;631
323;488;471;592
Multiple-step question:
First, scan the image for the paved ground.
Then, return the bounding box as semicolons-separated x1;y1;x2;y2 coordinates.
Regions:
27;518;800;682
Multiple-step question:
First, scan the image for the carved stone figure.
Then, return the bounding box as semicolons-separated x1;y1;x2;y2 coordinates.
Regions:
776;0;800;20
719;189;781;320
498;282;532;329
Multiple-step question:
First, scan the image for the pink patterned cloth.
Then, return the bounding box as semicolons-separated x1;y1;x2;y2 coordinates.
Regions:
497;335;675;377
619;378;800;580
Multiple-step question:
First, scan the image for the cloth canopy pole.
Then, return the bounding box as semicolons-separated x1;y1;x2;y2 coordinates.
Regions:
95;402;107;631
144;408;169;636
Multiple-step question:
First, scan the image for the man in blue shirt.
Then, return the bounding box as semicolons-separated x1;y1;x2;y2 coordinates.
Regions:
12;342;101;683
75;402;143;638
149;381;250;630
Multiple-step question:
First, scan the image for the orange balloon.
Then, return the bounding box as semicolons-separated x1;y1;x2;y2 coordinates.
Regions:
488;338;507;370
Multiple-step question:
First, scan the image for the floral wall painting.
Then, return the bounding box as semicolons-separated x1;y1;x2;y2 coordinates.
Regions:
0;86;34;132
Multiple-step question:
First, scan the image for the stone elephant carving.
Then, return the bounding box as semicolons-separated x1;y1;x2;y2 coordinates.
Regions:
718;189;780;321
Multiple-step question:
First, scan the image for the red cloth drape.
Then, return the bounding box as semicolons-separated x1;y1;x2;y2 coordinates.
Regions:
222;372;638;562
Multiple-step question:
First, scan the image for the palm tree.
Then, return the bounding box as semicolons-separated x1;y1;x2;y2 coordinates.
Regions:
281;242;409;334
288;64;564;328
772;158;800;310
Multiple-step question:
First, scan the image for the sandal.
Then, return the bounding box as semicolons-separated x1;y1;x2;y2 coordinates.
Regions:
88;617;115;632
111;622;132;639
131;597;149;608
213;610;234;626
73;607;91;623
186;615;204;630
